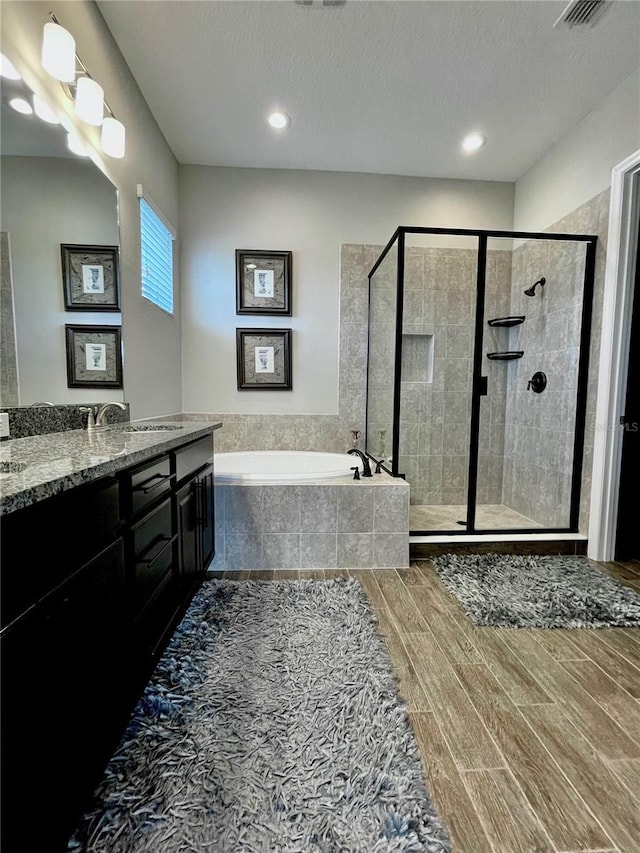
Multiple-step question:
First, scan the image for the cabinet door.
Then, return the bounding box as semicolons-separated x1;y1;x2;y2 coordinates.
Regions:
198;463;215;572
0;538;126;853
176;476;200;595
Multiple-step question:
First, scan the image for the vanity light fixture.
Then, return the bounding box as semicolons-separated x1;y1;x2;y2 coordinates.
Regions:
41;21;76;82
41;13;126;158
462;132;486;152
268;111;291;130
0;53;21;80
33;93;60;124
100;116;126;159
8;97;33;116
75;75;104;126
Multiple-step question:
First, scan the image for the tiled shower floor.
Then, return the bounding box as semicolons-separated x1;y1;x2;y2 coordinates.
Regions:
410;503;543;531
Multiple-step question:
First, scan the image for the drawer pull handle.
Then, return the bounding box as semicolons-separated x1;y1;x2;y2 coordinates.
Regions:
137;534;177;569
135;473;171;495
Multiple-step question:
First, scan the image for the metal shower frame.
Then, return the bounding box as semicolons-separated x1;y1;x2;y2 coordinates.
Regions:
365;226;598;536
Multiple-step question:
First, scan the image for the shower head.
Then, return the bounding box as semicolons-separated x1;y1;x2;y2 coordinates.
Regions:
524;277;546;297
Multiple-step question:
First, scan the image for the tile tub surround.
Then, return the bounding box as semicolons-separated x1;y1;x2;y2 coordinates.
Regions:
211;474;410;571
180;412;349;454
0;403;130;439
0;421;221;515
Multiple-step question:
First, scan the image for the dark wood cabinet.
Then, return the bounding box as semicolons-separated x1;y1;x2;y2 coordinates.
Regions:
177;461;214;595
0;431;215;853
1;537;126;851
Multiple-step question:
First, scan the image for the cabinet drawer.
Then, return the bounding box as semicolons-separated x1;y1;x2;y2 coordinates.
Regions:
173;436;213;484
123;455;173;518
130;497;176;612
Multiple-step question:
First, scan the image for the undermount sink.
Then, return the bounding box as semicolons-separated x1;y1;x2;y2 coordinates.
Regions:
0;461;28;475
121;423;182;433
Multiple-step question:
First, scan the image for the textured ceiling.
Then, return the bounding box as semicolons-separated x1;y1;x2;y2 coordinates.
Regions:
97;0;640;180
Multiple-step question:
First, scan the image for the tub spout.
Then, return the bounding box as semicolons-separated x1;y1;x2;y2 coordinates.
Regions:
347;447;372;477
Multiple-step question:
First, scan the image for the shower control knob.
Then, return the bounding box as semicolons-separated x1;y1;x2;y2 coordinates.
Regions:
527;371;547;393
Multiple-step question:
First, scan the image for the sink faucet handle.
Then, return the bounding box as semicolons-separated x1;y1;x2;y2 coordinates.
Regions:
79;406;97;428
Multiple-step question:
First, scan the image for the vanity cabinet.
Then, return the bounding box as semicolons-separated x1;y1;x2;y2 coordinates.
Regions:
0;429;215;853
1;534;127;852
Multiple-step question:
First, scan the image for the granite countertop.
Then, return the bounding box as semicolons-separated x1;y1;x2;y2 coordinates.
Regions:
0;421;222;515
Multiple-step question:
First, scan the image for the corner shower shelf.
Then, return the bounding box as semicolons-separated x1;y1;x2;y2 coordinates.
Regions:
487;316;525;327
487;351;524;361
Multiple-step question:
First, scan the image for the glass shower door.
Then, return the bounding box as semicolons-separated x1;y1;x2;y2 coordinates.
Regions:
399;232;478;534
475;236;590;530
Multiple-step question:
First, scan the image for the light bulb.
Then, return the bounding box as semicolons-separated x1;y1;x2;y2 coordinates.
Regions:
101;116;126;158
0;53;21;80
67;132;89;157
75;76;104;126
462;132;486;152
8;98;33;116
33;94;60;124
268;111;291;130
42;22;76;83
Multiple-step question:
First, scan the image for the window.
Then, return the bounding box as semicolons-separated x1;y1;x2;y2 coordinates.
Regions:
138;185;175;315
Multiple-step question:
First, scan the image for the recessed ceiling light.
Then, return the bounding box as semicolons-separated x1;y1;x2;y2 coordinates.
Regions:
8;97;33;116
268;111;291;130
0;53;21;80
462;132;486;152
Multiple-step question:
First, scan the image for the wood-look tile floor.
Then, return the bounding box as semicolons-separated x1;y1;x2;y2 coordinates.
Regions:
214;559;640;852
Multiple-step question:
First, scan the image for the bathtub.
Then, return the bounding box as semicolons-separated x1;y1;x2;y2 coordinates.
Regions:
211;450;410;570
213;450;361;484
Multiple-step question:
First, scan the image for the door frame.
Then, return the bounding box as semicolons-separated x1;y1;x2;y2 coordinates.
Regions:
588;149;640;561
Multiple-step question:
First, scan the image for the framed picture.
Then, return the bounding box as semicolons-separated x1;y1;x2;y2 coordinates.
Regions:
236;249;292;315
65;324;123;388
61;244;120;311
236;328;292;390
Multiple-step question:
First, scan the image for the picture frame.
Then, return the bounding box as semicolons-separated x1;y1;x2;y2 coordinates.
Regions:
236;328;292;391
65;324;123;388
235;249;292;316
61;243;121;311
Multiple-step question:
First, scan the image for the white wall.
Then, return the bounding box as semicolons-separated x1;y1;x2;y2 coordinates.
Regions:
1;1;181;419
1;156;119;404
514;70;640;232
180;166;514;414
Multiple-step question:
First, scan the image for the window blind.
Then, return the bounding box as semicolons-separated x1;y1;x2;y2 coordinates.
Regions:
140;196;174;314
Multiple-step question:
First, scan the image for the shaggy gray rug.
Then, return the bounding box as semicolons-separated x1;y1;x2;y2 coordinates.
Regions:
68;579;450;853
431;553;640;628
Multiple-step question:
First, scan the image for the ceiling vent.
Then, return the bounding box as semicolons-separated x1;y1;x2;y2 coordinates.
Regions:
554;0;612;28
294;1;345;7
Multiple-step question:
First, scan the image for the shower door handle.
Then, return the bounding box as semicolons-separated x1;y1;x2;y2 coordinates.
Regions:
479;376;488;396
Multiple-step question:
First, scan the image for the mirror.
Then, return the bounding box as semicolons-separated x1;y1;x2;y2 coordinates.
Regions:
0;92;122;406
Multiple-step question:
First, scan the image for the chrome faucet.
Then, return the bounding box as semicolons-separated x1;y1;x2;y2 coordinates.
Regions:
80;401;127;431
347;447;372;477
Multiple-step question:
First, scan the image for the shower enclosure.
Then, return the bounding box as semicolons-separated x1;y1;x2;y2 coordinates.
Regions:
365;227;597;536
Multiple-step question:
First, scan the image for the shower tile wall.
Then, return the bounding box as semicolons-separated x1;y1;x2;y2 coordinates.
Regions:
399;248;511;507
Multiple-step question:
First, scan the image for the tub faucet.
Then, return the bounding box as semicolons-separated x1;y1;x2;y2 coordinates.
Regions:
347;447;372;477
